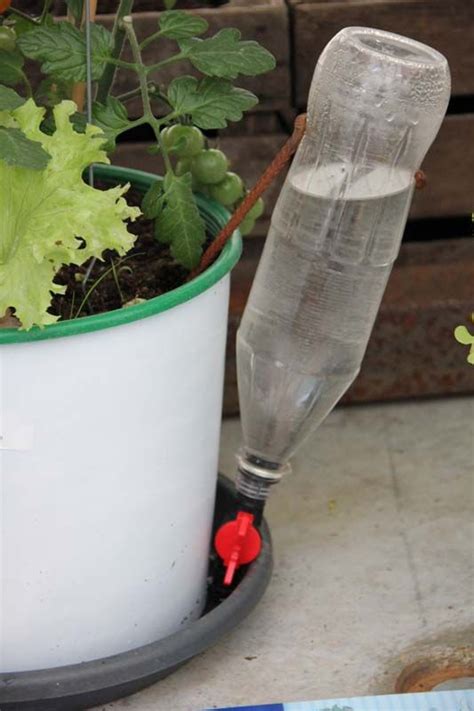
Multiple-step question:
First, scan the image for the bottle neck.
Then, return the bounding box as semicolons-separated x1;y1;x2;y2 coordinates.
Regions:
235;451;291;523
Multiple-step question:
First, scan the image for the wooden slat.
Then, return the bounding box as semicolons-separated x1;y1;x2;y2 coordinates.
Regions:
48;0;242;11
99;0;291;115
114;112;473;240
292;0;474;104
223;238;474;415
412;114;474;219
290;0;423;4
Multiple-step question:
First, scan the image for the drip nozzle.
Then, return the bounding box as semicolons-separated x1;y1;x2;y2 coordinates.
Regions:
214;511;261;586
214;452;290;585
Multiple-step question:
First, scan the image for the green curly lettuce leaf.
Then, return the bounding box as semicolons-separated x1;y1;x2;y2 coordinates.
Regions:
0;99;140;330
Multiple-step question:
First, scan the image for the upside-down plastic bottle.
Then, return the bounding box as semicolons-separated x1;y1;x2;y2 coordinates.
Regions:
236;27;450;505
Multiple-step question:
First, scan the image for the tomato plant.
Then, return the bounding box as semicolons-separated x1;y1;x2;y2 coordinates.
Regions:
0;0;275;327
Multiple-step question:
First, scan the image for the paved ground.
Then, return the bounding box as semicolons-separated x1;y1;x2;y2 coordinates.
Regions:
94;397;474;711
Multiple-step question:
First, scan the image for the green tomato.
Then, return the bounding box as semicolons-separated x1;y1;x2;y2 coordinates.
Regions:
239;214;256;236
209;172;244;206
0;26;16;52
161;124;204;157
191;149;229;185
246;196;265;220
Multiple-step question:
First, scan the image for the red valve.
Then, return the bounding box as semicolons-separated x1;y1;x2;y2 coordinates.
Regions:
214;511;262;586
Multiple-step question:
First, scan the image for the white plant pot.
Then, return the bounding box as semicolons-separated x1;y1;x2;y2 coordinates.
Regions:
0;166;242;673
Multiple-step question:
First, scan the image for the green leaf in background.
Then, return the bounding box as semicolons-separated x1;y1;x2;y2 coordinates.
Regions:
155;173;205;269
18;22;113;83
40;108;88;137
164;0;178;8
9;16;40;36
0;49;24;87
454;324;474;365
179;28;276;79
0;127;50;170
142;179;165;219
158;11;208;40
167;75;258;129
65;0;84;23
35;77;72;107
92;97;131;151
0;85;25;111
70;110;88;133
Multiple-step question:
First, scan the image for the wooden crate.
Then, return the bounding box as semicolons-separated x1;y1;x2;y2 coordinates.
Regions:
291;0;474;104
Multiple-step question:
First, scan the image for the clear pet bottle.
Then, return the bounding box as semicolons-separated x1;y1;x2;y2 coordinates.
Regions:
236;27;450;499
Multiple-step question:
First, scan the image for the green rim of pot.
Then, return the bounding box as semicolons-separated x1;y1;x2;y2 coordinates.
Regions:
0;164;242;345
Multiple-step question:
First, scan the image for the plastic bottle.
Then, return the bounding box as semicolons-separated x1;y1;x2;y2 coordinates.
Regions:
236;27;450;495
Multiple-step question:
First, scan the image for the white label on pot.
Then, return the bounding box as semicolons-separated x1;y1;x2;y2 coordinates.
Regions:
0;425;34;451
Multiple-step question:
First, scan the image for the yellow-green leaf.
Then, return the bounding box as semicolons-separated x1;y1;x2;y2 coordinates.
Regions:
0;99;140;329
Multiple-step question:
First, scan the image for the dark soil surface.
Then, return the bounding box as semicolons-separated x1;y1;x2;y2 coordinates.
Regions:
50;185;189;322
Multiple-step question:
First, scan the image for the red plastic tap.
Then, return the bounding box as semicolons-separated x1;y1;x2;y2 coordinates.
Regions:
214;511;262;586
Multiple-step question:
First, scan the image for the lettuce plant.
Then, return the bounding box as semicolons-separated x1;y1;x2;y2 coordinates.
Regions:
0;0;275;329
0;94;139;328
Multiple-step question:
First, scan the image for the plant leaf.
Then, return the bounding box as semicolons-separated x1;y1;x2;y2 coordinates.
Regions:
0;99;140;329
18;22;113;83
65;0;84;22
40;106;88;136
0;85;25;111
155;173;205;269
454;325;474;346
164;0;178;8
167;75;258;129
0;127;50;170
159;10;208;40
179;28;276;79
92;97;131;151
0;49;24;87
9;16;38;36
142;178;165;219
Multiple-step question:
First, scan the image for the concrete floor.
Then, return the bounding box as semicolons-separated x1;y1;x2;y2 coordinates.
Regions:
94;397;474;711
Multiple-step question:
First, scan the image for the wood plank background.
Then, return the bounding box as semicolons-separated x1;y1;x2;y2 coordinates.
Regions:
292;0;474;103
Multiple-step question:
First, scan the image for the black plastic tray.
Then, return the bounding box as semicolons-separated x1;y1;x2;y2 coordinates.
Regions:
0;475;273;711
